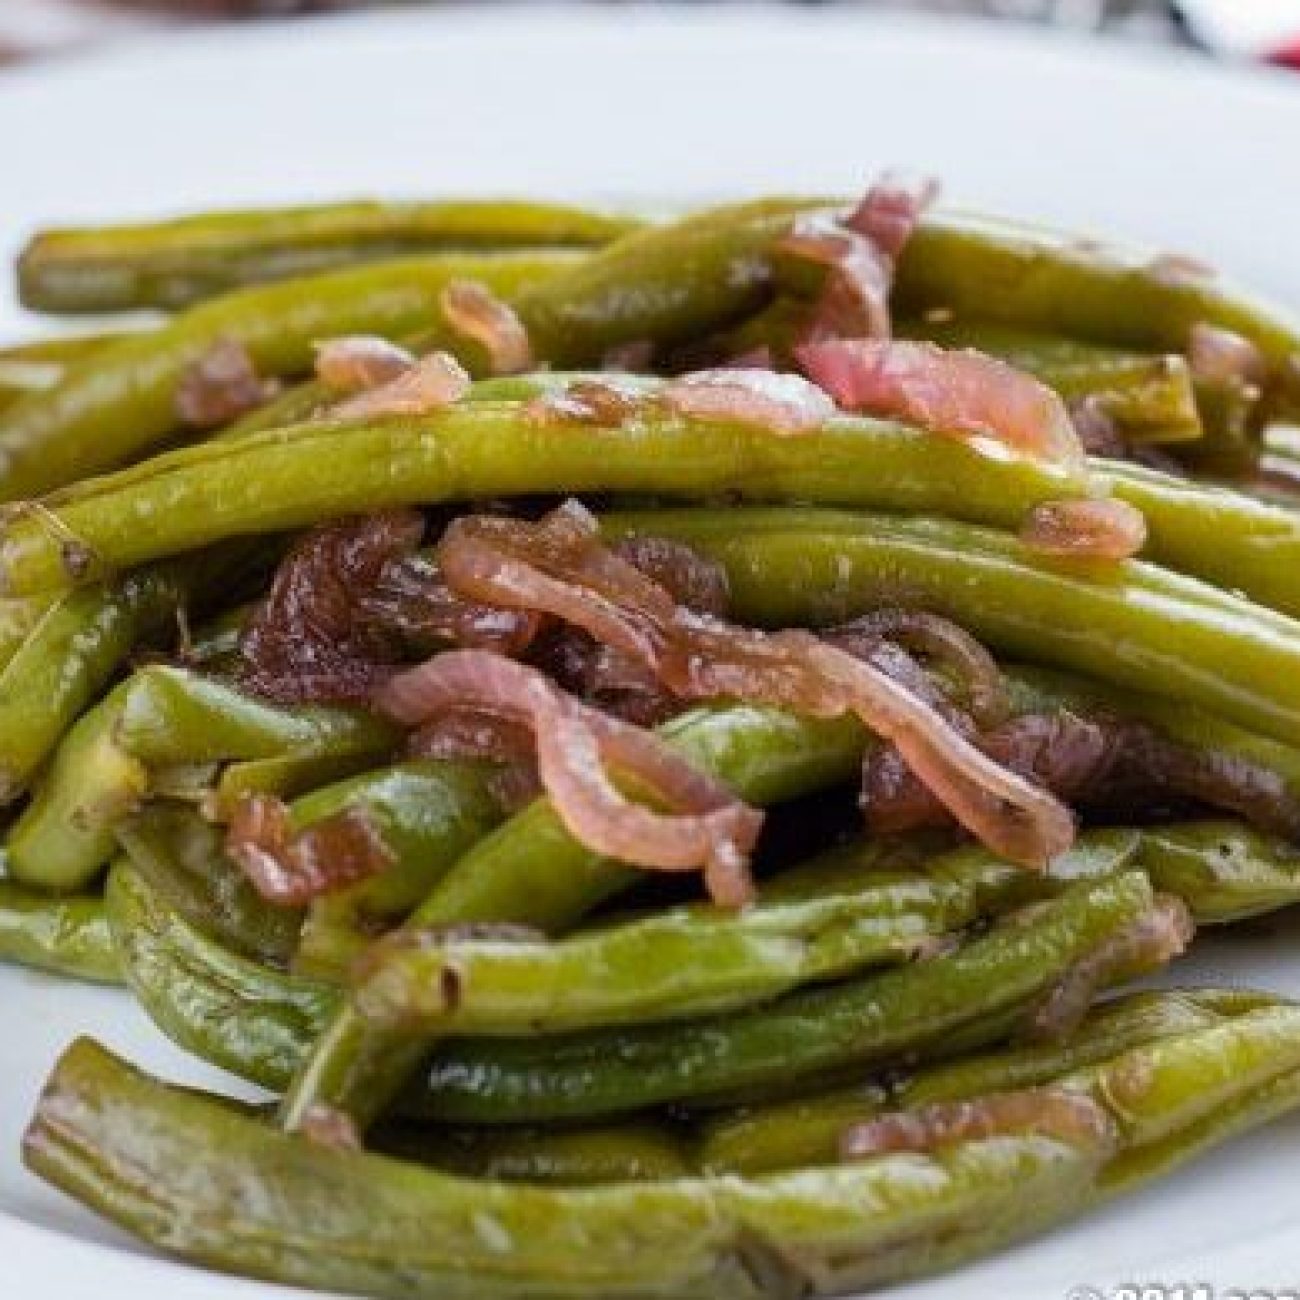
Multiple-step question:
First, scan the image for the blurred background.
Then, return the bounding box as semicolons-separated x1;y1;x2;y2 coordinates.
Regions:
3;0;1300;70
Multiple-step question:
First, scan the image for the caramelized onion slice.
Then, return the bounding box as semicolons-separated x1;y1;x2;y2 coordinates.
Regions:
226;795;395;906
377;651;763;905
175;338;277;429
841;1088;1116;1160
333;351;470;419
240;510;425;703
440;279;533;376
1020;498;1148;562
798;339;1086;468
661;368;836;434
1188;322;1266;386
314;336;415;394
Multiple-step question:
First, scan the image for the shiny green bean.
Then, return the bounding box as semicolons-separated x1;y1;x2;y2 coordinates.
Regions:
18;200;640;314
0;881;119;983
280;704;867;1131
601;507;1300;746
408;873;1165;1123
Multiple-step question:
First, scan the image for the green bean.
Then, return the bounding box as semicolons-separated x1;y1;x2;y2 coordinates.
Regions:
601;507;1300;746
0;881;119;982
0;544;259;804
280;704;866;1131
115;803;301;967
6;665;396;892
26;1035;1111;1299
106;857;336;1091
408;873;1164;1124
515;198;825;365
292;760;508;979
0;595;52;674
18;200;640;314
896;212;1300;419
696;989;1267;1175
350;831;1138;1038
0;253;577;500
374;1121;693;1186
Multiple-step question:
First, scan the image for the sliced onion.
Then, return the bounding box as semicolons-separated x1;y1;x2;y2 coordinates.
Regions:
333;351;470;419
240;510;425;704
175;338;276;429
440;279;533;376
314;336;415;394
1020;497;1148;562
1148;253;1216;286
525;379;643;426
612;535;730;618
1029;894;1193;1042
377;650;763;905
226;795;394;906
1188;323;1266;386
841;1089;1116;1160
661;368;836;435
844;170;940;259
437;501;1073;870
798;339;1086;468
826;609;1008;729
408;705;542;809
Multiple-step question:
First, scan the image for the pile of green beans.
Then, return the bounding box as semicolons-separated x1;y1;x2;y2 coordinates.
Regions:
5;189;1300;1299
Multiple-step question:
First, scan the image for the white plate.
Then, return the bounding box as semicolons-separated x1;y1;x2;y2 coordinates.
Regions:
4;8;1300;1296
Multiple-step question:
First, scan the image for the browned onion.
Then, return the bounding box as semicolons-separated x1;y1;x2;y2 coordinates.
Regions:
844;170;940;259
611;535;730;618
298;1104;363;1152
778;211;894;341
377;651;764;906
440;279;533;376
1188;323;1266;386
798;339;1087;469
226;795;394;906
840;1088;1116;1160
437;501;1074;870
1028;894;1193;1042
1020;497;1148;562
333;352;470;419
524;379;643;427
175;338;277;429
1070;395;1127;458
314;336;415;395
661;368;837;435
239;510;425;703
825;609;1008;729
361;552;543;657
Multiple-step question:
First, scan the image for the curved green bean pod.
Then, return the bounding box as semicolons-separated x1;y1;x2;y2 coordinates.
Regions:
18;200;640;314
409;873;1165;1124
0;595;52;674
26;1035;1110;1300
601;507;1300;746
350;831;1138;1038
291;760;509;979
0;881;119;983
0;252;577;500
280;704;866;1130
896;212;1300;417
0;331;128;408
115;803;301;968
6;665;396;892
106;858;336;1091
